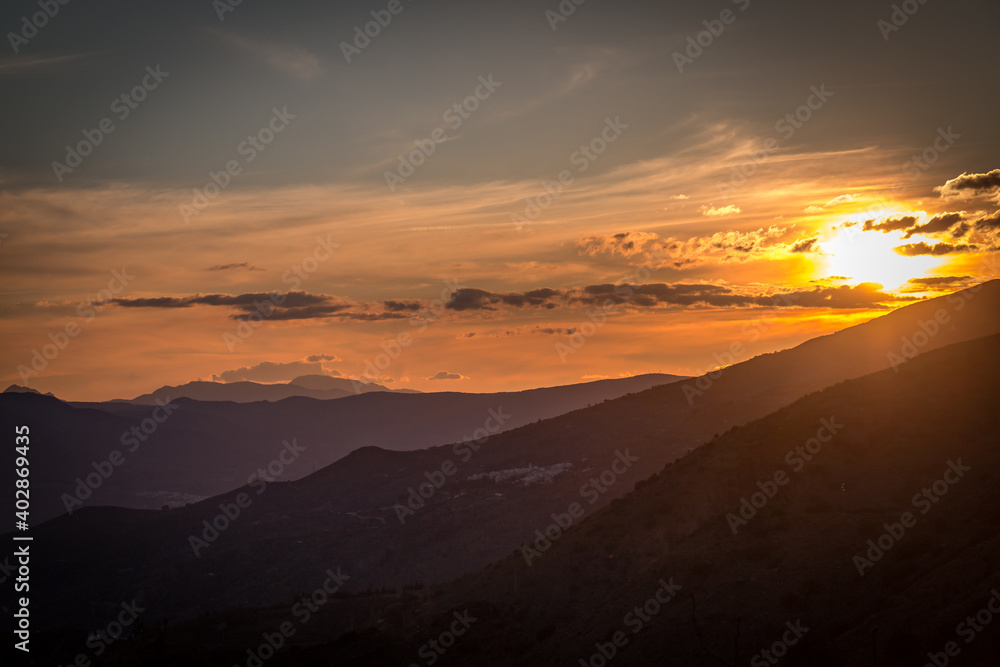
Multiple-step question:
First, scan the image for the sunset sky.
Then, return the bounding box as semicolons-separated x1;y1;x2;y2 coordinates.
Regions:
2;0;999;401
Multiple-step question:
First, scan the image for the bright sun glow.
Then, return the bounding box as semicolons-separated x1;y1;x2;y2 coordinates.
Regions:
819;225;946;292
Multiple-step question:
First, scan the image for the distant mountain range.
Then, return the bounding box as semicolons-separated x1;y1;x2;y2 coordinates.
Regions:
30;314;999;667
0;373;686;522
121;374;417;404
5;280;999;659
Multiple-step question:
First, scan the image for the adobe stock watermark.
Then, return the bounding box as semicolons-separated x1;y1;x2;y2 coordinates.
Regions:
351;277;463;390
717;84;834;197
340;0;415;63
545;0;588;31
920;588;1000;667
683;292;798;404
188;439;306;557
394;407;511;523
878;0;932;41
902;126;960;180
234;566;350;667
511;116;628;231
726;417;843;534
180;106;296;223
60;397;180;514
750;620;810;666
887;274;986;372
672;0;752;73
555;249;669;362
52;597;146;665
521;449;638;565
7;0;73;54
223;235;339;352
577;578;682;666
384;75;501;192
16;268;135;385
213;0;246;21
51;65;170;182
853;459;970;576
406;610;477;667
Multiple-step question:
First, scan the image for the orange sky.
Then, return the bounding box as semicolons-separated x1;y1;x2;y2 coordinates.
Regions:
2;0;998;400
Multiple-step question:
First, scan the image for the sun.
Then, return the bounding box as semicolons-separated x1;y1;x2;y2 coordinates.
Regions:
818;225;946;292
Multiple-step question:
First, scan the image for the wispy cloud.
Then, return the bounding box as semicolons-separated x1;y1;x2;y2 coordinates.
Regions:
207;29;324;81
699;204;741;217
0;53;97;77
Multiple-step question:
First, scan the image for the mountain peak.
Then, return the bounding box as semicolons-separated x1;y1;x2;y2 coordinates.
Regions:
4;384;55;397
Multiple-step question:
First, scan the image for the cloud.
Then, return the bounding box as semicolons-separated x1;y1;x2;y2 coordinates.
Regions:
427;371;467;381
790;238;818;253
447;287;562;311
443;282;904;311
578;226;792;269
305;354;340;362
573;282;903;310
936;169;1000;200
209;29;324;81
110;291;410;321
974;211;1000;231
804;194;859;213
825;194;860;207
0;53;97;77
211;360;335;383
669;194;689;200
902;213;964;239
458;326;578;338
383;300;422;312
699;204;741;217
863;216;918;233
901;276;973;293
206;262;265;271
577;232;661;258
894;242;977;256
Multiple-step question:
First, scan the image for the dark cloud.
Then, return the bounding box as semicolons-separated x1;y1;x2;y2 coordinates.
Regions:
211;360;333;383
232;305;353;321
895;242;977;256
908;276;971;286
113;296;193;308
937;169;1000;198
901;276;973;293
305;354;340;362
458;326;577;338
447;282;902;311
337;312;410;321
428;371;466;380
974;211;1000;231
791;238;818;253
114;291;405;322
863;216;918;233
206;262;265;272
383;300;422;312
446;287;563;311
902;213;964;239
577;282;901;309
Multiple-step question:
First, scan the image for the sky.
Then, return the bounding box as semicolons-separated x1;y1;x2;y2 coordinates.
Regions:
1;0;999;401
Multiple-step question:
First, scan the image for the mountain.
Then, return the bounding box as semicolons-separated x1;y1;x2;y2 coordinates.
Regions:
122;374;403;404
76;332;1000;667
3;383;54;397
0;373;685;522
5;282;999;646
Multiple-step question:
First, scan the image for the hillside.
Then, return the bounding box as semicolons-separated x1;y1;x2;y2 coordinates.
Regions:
83;332;1000;666
0;373;684;522
5;283;999;641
